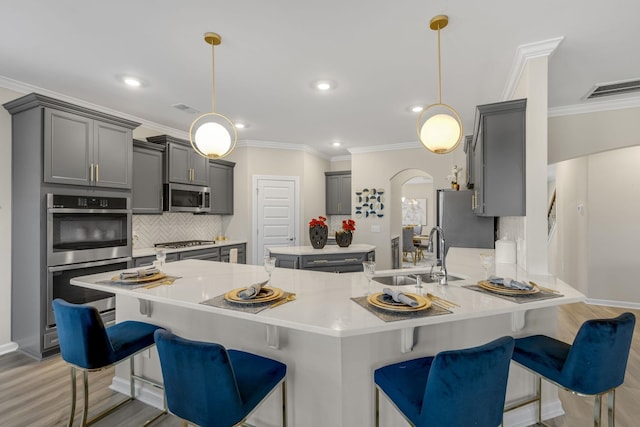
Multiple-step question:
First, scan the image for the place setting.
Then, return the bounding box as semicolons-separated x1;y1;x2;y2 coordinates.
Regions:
463;276;564;304
98;261;181;289
351;262;454;322
200;257;296;314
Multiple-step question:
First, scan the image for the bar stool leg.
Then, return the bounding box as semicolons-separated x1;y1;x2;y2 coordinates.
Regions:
81;370;90;427
536;376;542;425
67;367;77;427
282;380;287;427
374;388;380;427
594;394;602;427
130;357;135;398
608;389;615;427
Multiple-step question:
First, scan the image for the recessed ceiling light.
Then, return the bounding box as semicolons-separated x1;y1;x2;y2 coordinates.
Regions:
332;141;341;147
235;122;249;129
313;80;336;91
409;105;424;113
123;77;142;87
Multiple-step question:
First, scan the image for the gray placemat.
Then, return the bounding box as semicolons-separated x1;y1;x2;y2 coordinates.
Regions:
351;296;452;322
200;292;293;314
96;275;181;289
463;284;564;304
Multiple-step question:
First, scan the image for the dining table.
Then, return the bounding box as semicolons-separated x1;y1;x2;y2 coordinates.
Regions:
70;247;584;427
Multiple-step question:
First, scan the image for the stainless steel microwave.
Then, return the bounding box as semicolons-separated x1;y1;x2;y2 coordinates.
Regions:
164;183;211;213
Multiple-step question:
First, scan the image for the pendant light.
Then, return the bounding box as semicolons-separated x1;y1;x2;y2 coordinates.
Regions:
416;15;463;154
189;32;237;159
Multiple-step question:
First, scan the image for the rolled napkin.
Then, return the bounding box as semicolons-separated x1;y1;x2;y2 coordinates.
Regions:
382;288;419;307
238;280;269;300
119;266;159;280
488;276;533;291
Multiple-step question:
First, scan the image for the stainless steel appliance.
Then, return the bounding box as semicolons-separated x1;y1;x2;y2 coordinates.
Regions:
47;194;132;266
44;193;133;351
164;183;211;213
436;189;495;257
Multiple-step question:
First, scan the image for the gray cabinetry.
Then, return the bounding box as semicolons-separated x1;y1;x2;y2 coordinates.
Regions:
179;247;220;261
221;243;245;263
148;135;209;186
43;108;133;189
325;171;351;215
271;250;374;273
471;99;527;216
134;252;179;267
209;160;235;215
132;140;164;214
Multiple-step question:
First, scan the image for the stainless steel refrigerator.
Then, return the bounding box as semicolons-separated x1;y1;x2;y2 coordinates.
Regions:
436;189;495;256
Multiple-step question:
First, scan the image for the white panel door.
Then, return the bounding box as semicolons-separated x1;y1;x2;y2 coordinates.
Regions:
256;177;297;262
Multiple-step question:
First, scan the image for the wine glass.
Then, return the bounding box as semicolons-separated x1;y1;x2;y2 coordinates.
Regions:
155;248;166;272
362;261;376;295
479;253;494;279
264;257;277;285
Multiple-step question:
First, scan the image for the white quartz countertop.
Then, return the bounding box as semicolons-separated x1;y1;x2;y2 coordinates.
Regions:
267;243;375;256
132;240;247;258
71;247;585;338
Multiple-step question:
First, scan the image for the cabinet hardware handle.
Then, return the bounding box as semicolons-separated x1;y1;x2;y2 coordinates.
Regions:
90;163;94;182
311;259;329;264
95;164;99;182
344;258;359;262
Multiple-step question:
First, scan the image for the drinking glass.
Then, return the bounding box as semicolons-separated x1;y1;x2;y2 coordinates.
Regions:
479;253;494;279
362;261;376;295
155;248;167;272
264;257;277;284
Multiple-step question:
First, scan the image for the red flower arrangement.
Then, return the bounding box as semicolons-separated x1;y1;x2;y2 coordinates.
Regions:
341;219;356;232
309;216;327;228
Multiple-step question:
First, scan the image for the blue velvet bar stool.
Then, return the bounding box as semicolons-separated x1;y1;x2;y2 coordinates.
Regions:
154;329;287;427
374;336;515;427
52;298;167;427
509;312;635;427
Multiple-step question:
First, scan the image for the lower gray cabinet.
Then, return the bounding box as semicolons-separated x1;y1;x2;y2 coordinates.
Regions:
272;250;375;273
134;243;247;266
221;243;246;263
132;140;164;214
178;247;220;261
134;252;179;267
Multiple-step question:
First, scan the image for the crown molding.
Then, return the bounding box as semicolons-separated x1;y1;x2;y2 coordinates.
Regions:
548;95;640;117
0;75;188;138
348;141;421;154
330;155;351;163
238;139;330;159
501;37;565;101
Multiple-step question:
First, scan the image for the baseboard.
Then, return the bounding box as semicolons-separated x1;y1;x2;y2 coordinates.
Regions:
503;399;564;427
586;298;640;310
111;377;165;410
0;342;19;356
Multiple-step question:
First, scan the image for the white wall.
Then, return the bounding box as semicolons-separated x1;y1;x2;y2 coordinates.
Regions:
0;86;24;352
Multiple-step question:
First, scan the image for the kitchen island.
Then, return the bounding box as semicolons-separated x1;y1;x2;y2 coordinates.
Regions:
70;248;584;426
268;243;375;273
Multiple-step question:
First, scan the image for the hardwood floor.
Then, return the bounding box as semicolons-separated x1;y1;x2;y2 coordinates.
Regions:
0;303;638;426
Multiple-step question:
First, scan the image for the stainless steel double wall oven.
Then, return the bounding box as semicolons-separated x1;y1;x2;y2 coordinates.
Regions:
45;194;132;349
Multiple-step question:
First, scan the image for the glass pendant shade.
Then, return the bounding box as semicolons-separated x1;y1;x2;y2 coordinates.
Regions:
417;104;462;154
190;112;237;159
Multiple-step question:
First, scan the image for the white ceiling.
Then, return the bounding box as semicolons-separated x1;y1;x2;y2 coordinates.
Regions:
2;1;640;157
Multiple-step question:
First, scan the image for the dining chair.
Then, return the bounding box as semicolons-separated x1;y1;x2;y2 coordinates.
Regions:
402;226;419;265
154;329;287;427
52;298;167;427
374;336;515;427
508;312;635;426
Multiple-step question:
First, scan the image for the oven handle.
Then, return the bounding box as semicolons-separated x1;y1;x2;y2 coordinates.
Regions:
47;208;131;214
48;257;132;272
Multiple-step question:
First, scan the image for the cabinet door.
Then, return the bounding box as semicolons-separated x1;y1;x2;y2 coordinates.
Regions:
209;161;234;214
93;121;132;189
472;123;485;215
132;146;163;214
326;175;341;215
339;175;352;214
44;108;93;186
167;143;192;184
190;150;209;186
179;247;220;261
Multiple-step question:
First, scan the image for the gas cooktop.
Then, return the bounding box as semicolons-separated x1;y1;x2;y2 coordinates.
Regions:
154;240;216;249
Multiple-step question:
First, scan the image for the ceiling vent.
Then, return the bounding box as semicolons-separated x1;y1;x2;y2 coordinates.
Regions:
585;79;640;100
171;103;201;114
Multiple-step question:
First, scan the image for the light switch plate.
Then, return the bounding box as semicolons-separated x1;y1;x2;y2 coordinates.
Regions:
371;225;380;233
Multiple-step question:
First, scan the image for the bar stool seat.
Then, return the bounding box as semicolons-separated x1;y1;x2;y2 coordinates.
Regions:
52;298;167;427
154;329;287;427
509;312;635;426
374;336;514;427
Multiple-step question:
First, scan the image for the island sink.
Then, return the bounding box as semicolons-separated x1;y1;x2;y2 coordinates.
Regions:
372;273;464;286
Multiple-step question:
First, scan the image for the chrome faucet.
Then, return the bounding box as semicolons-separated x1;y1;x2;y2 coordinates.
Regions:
427;226;448;285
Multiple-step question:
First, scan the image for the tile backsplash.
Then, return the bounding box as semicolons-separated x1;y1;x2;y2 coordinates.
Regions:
133;213;222;248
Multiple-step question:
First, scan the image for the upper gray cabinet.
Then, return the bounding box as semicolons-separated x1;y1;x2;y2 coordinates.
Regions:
132;140;164;214
471;99;527;216
209;160;235;215
325;171;352;215
4;93;138;190
147;135;208;186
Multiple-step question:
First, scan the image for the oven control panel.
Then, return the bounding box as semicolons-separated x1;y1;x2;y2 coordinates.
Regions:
50;194;128;210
